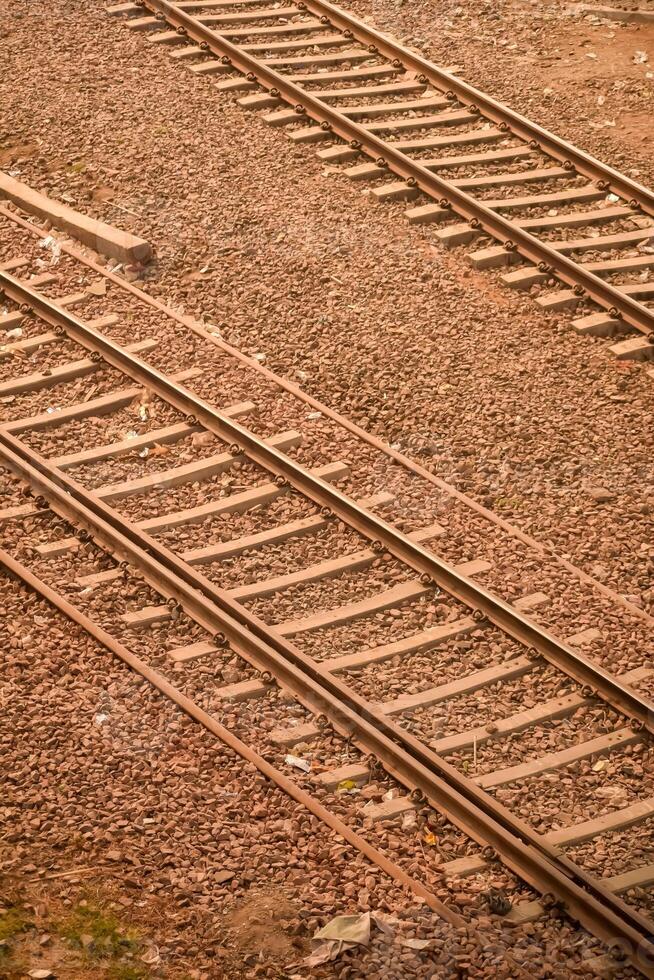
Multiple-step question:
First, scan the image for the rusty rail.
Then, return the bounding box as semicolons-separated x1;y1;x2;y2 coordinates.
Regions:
1;269;652;737
1;271;654;968
2;430;654;975
301;0;654;215
139;0;654;337
0;544;458;921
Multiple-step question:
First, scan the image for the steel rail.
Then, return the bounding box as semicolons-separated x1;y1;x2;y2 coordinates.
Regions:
140;0;654;337
2;269;652;740
301;0;654;216
0;544;459;922
2;434;654;974
4;202;653;632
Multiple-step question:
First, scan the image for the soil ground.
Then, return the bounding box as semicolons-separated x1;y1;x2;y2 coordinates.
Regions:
0;0;653;975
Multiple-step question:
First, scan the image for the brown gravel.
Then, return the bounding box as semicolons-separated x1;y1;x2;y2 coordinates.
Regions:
2;2;654;973
1;551;625;978
3;239;651;681
2;0;652;619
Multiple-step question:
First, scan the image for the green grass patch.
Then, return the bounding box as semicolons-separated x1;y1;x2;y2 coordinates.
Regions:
0;906;30;944
106;965;148;980
58;902;141;960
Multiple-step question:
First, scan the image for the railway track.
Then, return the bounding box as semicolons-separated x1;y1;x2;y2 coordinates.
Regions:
107;0;654;365
1;205;654;973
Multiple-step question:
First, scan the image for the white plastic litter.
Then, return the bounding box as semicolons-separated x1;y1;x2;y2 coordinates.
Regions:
285;754;311;773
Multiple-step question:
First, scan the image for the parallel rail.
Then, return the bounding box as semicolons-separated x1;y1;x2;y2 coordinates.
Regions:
1;270;654;972
302;0;654;215
4;434;654;976
1;269;651;733
0;544;457;922
136;0;654;338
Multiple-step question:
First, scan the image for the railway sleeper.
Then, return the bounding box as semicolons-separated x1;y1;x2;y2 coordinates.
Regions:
0;338;156;398
169;45;209;61
507;860;654;924
226;522;445;602
453;166;571;193
263;48;374;70
572;312;623;337
346;145;536;183
478;183;604;211
195;7;305;25
315;126;506;165
52;401;255;469
238;92;282;109
242;36;351;57
475;727;640;790
269;593;553;731
0;331;59;359
432;664;651;755
404;175;591;224
45;488;387;570
609;335;654;361
441;207;636;251
312;79;428;103
0;256;31;274
218;18;325;39
180;490;394;565
404;176;600;225
94;427;302;502
538;281;654;313
62;463;349;564
125;15;160;31
314;762;370;790
287;64;400;84
275;579;431;637
176;0;291;10
400;178;600;221
469;226;654;269
263;94;449;128
3;367;203;435
106;1;141;14
136;459;350;533
213;74;255;90
124;555;481;636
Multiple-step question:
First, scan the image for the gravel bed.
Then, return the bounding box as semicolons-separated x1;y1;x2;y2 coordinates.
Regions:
564;820;654;920
0;496;645;973
489;742;654;835
448;701;633;775
202;521;370;588
0;365;141;425
0;579;624;980
290;590;466;660
341;0;654;184
109;460;331;525
536;215;653;243
2;1;654;972
607;269;654;287
0;475;36;517
1;6;652;632
69;429;237;487
4;212;654;645
6;567;554;979
155;493;321;551
631;672;654;700
0;337;92;385
244;559;420;623
340;626;520;701
0;520;628;972
397;665;573;741
22;400;187;457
